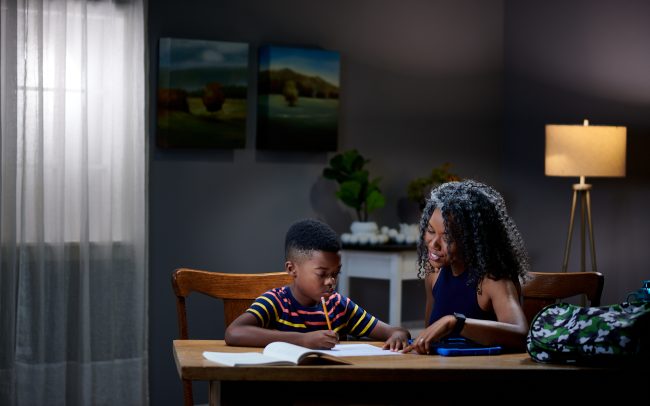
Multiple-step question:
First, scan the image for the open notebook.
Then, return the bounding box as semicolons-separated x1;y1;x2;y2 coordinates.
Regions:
203;342;402;366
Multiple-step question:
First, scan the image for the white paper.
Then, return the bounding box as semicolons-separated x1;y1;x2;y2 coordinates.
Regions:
261;342;316;363
320;343;402;357
202;351;294;366
202;342;402;367
203;342;325;366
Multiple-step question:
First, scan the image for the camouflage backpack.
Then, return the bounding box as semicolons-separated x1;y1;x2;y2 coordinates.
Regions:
527;301;650;365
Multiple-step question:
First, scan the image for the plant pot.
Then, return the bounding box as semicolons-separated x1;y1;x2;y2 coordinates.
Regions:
350;221;378;235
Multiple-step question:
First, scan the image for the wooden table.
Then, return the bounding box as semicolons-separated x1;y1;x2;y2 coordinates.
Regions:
173;340;647;405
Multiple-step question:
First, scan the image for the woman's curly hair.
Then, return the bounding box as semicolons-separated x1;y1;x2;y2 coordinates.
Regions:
416;179;530;284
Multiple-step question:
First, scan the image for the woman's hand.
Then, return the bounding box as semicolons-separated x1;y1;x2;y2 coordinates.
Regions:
402;315;455;354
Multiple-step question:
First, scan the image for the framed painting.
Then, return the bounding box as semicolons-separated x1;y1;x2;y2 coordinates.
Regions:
257;45;340;151
157;38;249;148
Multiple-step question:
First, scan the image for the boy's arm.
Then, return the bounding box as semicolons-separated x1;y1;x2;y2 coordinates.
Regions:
224;312;339;349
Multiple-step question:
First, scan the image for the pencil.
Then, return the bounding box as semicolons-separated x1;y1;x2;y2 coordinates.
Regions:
321;297;333;330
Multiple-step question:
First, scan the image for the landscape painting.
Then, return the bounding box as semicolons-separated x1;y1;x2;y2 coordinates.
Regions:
257;45;340;151
157;38;248;148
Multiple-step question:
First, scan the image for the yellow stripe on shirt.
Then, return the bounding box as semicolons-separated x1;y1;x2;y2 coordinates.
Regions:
276;318;307;329
250;302;271;325
349;309;367;333
358;316;376;336
259;295;280;321
246;308;265;325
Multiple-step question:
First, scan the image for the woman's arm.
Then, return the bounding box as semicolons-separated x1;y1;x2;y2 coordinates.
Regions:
423;271;438;328
405;276;528;354
460;277;529;350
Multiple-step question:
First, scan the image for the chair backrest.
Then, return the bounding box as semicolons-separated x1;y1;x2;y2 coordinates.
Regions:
521;271;604;325
171;267;292;405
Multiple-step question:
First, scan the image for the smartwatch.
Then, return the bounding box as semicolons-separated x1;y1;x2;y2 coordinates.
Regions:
451;312;466;336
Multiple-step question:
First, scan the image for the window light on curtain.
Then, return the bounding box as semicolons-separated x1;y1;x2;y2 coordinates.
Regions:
0;0;147;405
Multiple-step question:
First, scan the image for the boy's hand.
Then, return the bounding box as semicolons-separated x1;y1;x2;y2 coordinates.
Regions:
381;330;410;352
301;330;339;349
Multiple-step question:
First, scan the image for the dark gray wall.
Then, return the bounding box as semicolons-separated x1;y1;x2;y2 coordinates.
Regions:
503;0;650;307
149;0;504;404
149;1;650;404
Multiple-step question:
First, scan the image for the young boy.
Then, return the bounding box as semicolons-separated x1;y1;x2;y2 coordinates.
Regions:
225;218;411;350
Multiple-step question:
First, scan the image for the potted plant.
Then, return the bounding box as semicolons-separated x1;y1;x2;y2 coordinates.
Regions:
322;149;386;233
406;163;461;211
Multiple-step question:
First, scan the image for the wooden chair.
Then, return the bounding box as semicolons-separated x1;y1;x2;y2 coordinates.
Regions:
172;267;292;406
521;271;604;324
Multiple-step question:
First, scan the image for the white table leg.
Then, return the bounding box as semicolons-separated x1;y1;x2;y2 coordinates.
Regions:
338;251;349;296
340;249;418;327
389;255;401;326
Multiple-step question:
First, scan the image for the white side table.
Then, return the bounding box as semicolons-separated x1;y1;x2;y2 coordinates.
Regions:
338;246;419;327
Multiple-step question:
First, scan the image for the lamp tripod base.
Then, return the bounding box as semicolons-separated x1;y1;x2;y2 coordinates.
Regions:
561;180;597;273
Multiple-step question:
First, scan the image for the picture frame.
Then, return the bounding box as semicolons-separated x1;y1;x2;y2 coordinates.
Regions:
257;45;340;151
157;37;249;149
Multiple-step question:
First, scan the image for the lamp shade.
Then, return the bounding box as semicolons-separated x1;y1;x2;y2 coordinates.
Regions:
545;122;626;177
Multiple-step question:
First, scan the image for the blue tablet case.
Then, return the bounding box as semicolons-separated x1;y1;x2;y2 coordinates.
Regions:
430;338;502;356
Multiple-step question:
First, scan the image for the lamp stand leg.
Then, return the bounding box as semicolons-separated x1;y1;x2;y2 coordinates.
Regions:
561;180;597;306
561;189;579;273
580;190;586;273
585;189;597;273
562;180;597;274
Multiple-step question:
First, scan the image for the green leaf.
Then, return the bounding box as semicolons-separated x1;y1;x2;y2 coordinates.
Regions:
349;170;370;184
321;149;385;221
365;190;386;213
350;155;368;172
340;150;359;171
337;181;362;210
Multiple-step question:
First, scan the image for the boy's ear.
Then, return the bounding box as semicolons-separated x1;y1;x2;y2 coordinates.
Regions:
285;260;297;276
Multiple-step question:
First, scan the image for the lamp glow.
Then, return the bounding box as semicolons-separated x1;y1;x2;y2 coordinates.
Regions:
545;120;626;178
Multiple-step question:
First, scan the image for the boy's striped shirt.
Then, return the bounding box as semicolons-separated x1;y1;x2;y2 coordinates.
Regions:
246;286;378;338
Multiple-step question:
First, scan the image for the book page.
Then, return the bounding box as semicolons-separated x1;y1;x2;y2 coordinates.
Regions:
263;342;402;359
202;351;294;366
320;343;403;357
203;342;399;367
262;341;321;364
203;342;332;366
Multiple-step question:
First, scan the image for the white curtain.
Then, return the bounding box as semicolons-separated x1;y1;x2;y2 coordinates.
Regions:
0;0;147;404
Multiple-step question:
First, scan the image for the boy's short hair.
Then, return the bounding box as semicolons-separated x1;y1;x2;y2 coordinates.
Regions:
285;219;341;260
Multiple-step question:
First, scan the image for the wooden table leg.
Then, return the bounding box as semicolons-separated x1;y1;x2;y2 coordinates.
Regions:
209;380;221;406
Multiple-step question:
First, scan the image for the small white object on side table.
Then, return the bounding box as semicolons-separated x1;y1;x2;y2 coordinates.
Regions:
339;244;418;327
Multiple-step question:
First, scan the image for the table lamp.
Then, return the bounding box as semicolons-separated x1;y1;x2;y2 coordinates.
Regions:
545;119;626;273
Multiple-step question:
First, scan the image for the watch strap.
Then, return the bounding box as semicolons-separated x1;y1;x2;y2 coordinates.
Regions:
452;312;466;335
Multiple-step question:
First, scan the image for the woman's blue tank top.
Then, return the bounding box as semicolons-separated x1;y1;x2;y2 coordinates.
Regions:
428;267;496;327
